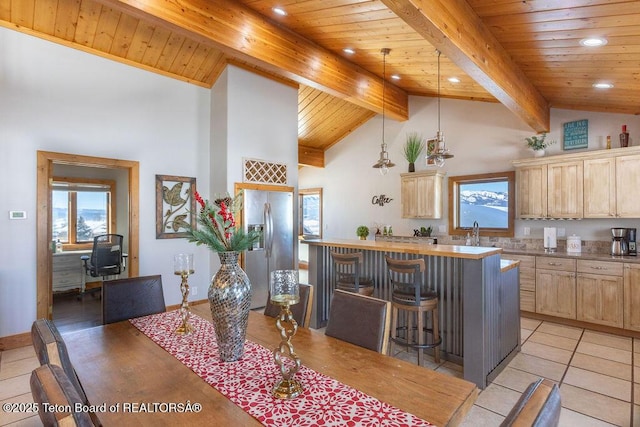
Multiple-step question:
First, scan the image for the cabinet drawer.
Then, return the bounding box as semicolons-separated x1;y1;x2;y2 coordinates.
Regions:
53;254;84;270
536;256;576;271
577;260;623;276
520;269;536;292
506;254;535;269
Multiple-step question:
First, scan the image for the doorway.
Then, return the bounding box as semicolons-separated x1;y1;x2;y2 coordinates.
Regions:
36;151;140;322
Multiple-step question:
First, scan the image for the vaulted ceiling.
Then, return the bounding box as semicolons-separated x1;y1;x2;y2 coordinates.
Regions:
1;0;638;167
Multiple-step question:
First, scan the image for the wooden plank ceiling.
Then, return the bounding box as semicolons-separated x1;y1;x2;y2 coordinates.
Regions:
1;0;638;167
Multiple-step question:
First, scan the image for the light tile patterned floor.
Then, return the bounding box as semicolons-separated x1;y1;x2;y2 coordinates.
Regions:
1;317;637;426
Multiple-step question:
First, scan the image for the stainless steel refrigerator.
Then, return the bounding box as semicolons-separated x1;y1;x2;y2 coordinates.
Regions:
243;189;295;309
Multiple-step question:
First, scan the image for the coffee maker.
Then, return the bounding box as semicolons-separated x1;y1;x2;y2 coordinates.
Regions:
611;228;628;256
628;228;637;256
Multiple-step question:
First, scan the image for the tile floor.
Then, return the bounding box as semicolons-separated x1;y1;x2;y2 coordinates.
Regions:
1;317;637;426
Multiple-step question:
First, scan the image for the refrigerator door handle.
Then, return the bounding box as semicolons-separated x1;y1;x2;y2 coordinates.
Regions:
264;202;273;257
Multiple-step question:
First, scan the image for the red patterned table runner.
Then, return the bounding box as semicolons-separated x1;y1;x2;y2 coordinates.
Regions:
130;311;433;426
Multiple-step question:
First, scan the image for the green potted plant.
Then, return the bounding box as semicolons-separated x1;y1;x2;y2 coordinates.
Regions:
525;133;555;157
356;225;369;240
403;132;425;172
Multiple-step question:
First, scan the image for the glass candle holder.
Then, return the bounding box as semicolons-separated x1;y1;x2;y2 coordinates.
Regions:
269;269;303;399
173;253;194;335
269;269;300;305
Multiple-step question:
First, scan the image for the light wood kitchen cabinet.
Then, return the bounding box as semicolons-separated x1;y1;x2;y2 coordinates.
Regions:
616;154;640;218
535;257;576;319
576;260;623;328
400;170;444;219
547;161;583;218
516;164;547;218
624;263;640;331
583;157;616;218
507;254;536;312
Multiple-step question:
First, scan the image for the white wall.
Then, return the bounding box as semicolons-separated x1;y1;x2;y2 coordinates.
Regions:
299;96;640;243
0;27;211;337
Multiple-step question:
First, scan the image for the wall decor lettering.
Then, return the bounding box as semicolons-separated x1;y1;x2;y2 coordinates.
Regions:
372;194;393;206
563;119;588;150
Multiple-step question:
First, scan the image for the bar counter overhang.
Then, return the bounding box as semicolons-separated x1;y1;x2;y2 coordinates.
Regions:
302;238;521;389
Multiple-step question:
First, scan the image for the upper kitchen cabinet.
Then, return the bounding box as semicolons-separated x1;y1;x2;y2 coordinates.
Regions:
515;164;547;218
514;146;640;219
400;170;444;219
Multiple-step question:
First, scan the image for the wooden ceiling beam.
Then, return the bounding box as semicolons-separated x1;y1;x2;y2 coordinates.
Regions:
98;0;408;121
381;0;550;132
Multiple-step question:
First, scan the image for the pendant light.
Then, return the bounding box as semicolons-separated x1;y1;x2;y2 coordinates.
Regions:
372;48;395;175
426;50;454;168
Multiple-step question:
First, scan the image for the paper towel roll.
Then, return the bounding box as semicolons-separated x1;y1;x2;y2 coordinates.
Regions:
544;227;557;250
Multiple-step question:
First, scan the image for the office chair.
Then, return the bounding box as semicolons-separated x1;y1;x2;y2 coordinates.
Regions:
80;234;124;298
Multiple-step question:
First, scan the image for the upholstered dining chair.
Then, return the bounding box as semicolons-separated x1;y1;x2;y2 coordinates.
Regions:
324;289;391;353
329;251;374;296
31;318;87;404
500;378;561;427
30;364;95;427
102;274;166;324
263;283;314;328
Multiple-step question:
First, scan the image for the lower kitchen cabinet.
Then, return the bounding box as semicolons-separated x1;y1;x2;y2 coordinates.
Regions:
507;254;536;312
624;263;640;331
576;260;624;328
536;269;576;319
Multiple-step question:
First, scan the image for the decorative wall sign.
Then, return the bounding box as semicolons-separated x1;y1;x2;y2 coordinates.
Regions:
372;194;393;206
156;175;196;239
563;119;588;150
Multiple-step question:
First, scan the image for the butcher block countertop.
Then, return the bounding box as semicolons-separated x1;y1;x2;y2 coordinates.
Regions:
303;238;502;260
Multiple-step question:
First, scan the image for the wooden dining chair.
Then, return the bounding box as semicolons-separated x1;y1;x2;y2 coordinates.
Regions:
30;364;95;427
500;378;561;427
324;289;391;353
263;283;313;328
102;274;166;324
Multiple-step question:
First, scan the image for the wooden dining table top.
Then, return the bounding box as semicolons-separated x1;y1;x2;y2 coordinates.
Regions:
64;303;478;426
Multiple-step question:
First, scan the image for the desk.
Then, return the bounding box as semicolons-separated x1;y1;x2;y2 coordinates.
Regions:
65;307;477;426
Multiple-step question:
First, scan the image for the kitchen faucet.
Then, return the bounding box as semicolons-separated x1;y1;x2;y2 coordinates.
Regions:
472;221;480;246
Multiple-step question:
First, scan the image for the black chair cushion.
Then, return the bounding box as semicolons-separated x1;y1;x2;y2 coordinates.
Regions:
102;274;166;324
31;319;88;404
30;364;95;427
391;283;438;304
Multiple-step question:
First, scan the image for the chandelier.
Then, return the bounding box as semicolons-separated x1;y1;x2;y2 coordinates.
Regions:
426;50;454;167
372;48;395;175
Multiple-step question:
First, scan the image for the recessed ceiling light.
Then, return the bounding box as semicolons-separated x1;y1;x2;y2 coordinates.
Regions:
580;37;608;47
448;77;460;83
343;48;355;55
593;82;614;89
272;7;287;16
391;74;400;80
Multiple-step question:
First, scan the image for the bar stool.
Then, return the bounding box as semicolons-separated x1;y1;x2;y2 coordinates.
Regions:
385;255;441;365
330;251;374;296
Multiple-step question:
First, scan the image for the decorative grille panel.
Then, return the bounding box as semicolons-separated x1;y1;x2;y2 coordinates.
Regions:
243;159;288;185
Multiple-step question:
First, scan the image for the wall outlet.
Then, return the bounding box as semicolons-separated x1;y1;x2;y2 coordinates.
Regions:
523;227;530;236
558;228;566;237
191;286;198;296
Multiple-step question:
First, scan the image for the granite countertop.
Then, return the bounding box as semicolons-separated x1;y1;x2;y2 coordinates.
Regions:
501;248;640;264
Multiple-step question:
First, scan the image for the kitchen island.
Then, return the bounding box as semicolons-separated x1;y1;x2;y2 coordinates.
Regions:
303;238;520;389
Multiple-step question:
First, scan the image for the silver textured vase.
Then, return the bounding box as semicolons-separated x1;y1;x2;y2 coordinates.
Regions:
209;251;251;362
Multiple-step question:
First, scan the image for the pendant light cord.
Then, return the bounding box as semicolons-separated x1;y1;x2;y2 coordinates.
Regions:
437;50;441;134
382;49;386;144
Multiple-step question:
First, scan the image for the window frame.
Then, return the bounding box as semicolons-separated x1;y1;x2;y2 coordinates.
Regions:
448;171;515;238
52;176;116;250
298;188;322;239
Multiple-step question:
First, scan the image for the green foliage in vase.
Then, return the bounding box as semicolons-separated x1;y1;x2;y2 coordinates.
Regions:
187;190;261;253
356;225;370;238
525;133;556;151
403;132;425;163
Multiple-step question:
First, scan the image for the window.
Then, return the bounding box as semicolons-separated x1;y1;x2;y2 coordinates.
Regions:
52;178;116;249
448;172;515;237
298;188;322;239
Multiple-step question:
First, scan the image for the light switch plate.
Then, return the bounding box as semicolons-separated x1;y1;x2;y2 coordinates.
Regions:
9;210;27;220
558;228;566;237
523;227;530;236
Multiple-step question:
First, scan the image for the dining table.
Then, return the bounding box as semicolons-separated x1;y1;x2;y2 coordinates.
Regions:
64;303;478;426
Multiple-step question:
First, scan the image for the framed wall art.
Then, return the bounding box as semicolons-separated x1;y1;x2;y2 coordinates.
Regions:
563;119;588;150
155;175;196;239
